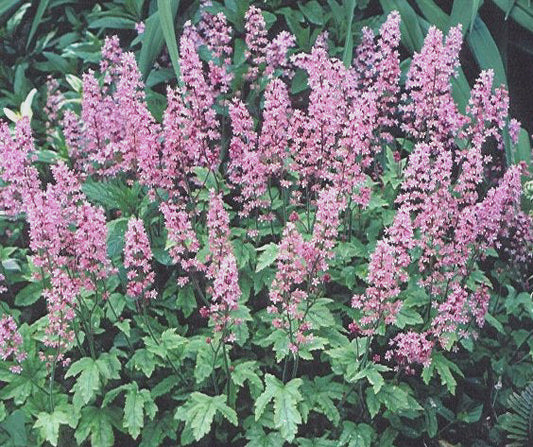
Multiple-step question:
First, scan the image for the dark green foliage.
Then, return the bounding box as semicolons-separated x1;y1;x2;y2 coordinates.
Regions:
500;383;533;446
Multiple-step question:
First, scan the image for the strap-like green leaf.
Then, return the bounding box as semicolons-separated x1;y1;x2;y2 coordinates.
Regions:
342;0;356;67
467;16;507;86
26;0;50;50
157;0;181;81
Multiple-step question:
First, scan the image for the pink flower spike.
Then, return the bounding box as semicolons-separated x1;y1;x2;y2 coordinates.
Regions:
124;217;156;300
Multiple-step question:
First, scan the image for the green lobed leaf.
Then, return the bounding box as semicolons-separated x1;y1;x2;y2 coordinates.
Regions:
175;392;237;441
273;378;303;442
256;243;279;272
0;409;27;446
124;390;143;439
255;374;303;442
340;421;375;447
34;406;78;447
75;406;116;447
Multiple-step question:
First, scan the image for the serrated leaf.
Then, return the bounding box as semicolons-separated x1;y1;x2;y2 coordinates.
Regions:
458;404;483;424
432;352;462;395
255;374;278;421
394;306;423;329
128;349;157;378
175;392;237;441
306;298;336;329
0;409;27;446
485;312;505;334
231;361;263;394
34;407;77;447
151;376;179;399
176;283;196;318
124;384;148;439
256;243;278;272
302;376;342;426
72;359;101;409
340;421;375;447
96;352;121;381
245;424;285;447
365;388;380;418
107;217;129;258
255;374;303;442
377;384;417;412
274;379;303;442
194;343;214;384
75;406;115;447
160;328;187;353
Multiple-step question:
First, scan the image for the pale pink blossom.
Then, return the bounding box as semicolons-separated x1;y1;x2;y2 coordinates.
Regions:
124;217;156;300
0;315;27;373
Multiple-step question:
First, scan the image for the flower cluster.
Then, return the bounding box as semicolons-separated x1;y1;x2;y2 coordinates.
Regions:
353;11;401;142
0;122;114;367
202;191;241;341
268;187;345;352
161;202;200;284
244;5;295;82
0;315;26;374
351;207;415;335
29;163;112;366
0;5;530;382
0;273;6;295
352;24;530;368
0;118;40;217
124;217;156;301
197;6;233;94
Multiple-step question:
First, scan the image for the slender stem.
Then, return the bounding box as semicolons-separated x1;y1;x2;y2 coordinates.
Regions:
291;354;299;379
210;341;221;395
281;356;289;383
267;179;276;236
191;274;209;306
48;329;62;413
23;371;49;395
72;319;87;357
221;342;232;402
76;296;96;359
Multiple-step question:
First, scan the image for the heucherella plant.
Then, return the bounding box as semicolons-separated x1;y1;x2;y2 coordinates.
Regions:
0;4;532;446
